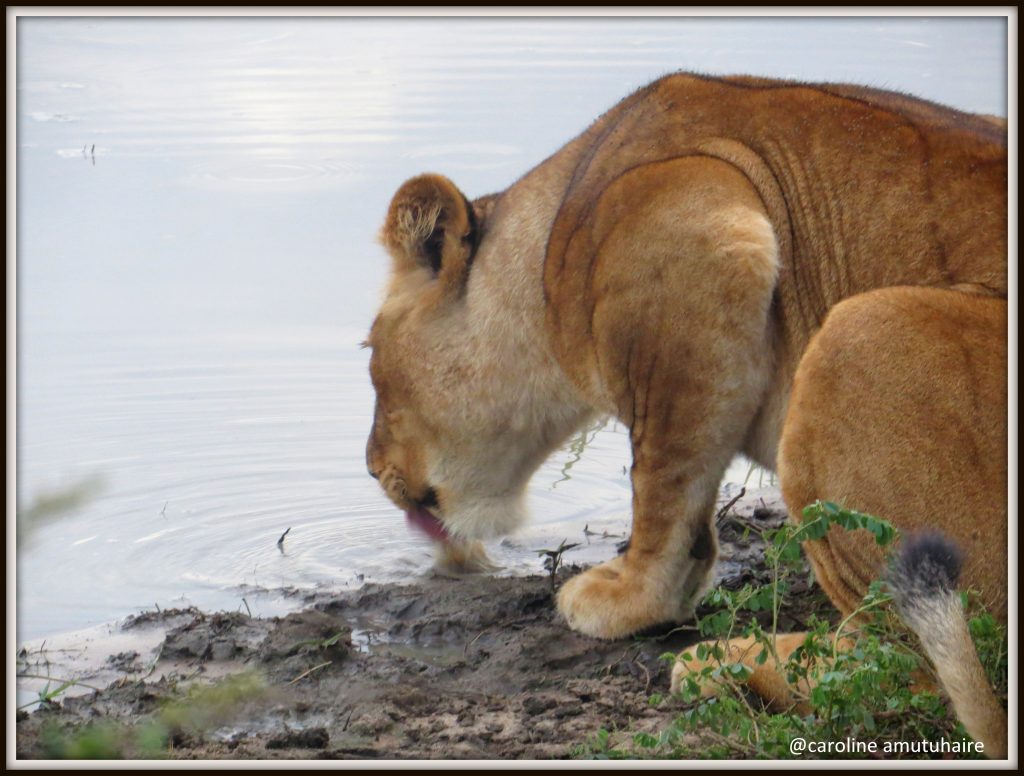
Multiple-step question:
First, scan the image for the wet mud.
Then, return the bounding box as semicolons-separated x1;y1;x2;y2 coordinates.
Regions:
16;489;833;760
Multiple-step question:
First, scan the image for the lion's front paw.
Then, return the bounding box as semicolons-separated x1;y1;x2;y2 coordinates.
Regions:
433;538;498;577
556;556;691;639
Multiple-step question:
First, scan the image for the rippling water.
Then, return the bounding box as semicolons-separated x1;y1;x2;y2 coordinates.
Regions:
15;15;1008;641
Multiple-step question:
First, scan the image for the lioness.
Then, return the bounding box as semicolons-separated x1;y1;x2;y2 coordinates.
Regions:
365;74;1007;755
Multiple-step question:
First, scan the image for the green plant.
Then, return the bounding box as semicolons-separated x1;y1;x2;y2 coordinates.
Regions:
290;631;349;652
17;475;104;547
36;671;268;759
572;726;639;760
537;539;581;594
16;644;105;710
577;502;1007;760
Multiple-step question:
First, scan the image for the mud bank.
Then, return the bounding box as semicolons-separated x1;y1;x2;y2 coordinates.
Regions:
16;488;830;760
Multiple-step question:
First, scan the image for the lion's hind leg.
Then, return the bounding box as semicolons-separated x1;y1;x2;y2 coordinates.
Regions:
778;285;1007;621
671;631;823;716
673;287;1007;754
774;286;1006;755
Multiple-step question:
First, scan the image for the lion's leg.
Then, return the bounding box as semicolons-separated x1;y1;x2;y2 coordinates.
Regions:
677;287;1006;750
778;285;1007;620
670;632;858;714
779;286;1007;756
553;157;780;638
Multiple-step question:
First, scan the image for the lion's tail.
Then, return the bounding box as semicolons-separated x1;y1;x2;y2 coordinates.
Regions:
887;533;1007;759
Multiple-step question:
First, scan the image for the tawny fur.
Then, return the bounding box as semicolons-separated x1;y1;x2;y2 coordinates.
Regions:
365;73;1007;757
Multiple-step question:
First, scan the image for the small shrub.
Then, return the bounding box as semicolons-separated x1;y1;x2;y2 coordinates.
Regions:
577;502;1007;760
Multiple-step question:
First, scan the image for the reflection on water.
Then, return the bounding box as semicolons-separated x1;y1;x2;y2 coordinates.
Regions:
16;16;1007;641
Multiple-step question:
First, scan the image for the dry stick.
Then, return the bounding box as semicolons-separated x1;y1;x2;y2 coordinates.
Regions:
703;728;759;757
583;524;625;539
464;616;536;655
714;487;746;526
603;647;633;676
662;623;702;638
606;645;653;692
142;642;165;680
464;627;492;655
719;668;763;745
16;673;102;688
285;661;332;687
633;654;653;693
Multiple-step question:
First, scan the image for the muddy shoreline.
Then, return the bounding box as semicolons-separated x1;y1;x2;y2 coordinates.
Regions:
17;488;829;760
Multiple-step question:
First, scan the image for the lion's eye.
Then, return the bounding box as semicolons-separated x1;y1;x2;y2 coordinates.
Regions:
420;488;439;509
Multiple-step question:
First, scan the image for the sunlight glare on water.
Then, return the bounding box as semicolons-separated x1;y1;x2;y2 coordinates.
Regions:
15;15;1007;641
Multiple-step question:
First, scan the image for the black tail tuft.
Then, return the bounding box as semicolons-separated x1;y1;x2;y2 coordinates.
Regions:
887;531;964;610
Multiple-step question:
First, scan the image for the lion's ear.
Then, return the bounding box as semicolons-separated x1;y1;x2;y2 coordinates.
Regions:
380;174;478;294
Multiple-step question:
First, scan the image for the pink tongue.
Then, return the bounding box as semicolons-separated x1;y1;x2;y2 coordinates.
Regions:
405;507;449;542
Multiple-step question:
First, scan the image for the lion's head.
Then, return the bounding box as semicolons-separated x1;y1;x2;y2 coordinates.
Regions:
365;173;588;547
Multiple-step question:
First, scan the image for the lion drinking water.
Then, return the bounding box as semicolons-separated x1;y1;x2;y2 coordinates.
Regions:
364;73;1007;756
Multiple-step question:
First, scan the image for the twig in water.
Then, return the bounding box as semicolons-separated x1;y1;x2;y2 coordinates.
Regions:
277;527;292;552
241;598;252;617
